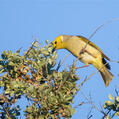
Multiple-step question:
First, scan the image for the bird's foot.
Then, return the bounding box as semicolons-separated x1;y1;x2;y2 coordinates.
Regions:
80;48;97;58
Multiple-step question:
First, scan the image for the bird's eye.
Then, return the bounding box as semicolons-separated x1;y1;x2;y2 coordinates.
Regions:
55;41;57;44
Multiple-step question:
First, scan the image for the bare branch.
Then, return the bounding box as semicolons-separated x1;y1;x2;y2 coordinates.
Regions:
80;17;119;56
79;90;106;116
89;17;119;40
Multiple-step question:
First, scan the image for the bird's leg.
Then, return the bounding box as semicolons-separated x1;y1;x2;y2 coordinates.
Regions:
79;48;85;54
76;64;89;69
80;48;97;58
73;55;81;68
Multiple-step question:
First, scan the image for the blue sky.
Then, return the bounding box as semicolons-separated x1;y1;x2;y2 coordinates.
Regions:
0;0;119;118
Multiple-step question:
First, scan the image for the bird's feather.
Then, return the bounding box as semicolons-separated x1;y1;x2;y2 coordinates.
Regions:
77;36;110;61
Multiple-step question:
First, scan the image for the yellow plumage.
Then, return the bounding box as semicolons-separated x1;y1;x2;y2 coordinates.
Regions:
52;35;114;87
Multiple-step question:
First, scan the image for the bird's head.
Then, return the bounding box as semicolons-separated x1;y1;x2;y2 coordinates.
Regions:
52;35;72;51
52;35;65;52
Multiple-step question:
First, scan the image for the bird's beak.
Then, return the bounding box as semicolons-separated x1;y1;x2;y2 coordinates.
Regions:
51;42;56;53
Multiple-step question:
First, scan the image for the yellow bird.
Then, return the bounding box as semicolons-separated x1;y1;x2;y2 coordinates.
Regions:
52;35;114;87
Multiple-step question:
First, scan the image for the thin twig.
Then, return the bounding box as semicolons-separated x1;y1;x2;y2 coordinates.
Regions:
87;107;93;119
74;101;85;109
73;55;82;69
56;53;70;71
102;110;111;119
115;89;119;96
55;71;71;95
24;40;38;57
79;90;106;116
80;17;119;56
3;105;12;119
56;76;69;95
89;17;119;40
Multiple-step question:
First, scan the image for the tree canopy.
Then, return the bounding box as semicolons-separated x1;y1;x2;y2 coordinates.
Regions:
0;40;118;119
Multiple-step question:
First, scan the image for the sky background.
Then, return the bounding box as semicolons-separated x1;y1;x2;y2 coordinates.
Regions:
0;0;119;119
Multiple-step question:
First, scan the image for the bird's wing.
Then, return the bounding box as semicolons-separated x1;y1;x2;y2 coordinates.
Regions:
77;36;110;61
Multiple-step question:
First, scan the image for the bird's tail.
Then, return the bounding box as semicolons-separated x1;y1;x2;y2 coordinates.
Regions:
99;66;113;87
93;58;114;87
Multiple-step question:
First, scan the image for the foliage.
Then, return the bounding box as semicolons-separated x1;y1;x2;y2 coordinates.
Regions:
103;92;119;119
1;39;119;119
0;41;79;119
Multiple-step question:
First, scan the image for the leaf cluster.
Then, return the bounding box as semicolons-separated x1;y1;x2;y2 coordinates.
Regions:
0;41;79;119
104;93;119;119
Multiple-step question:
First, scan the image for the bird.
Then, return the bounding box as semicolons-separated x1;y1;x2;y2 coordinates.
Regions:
52;35;114;87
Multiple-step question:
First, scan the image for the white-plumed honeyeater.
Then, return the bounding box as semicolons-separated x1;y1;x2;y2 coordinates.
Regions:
52;35;114;87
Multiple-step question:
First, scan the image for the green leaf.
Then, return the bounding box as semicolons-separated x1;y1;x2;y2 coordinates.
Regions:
0;65;3;69
45;40;49;44
105;101;113;106
0;69;4;74
117;104;119;109
116;96;119;102
8;61;14;66
65;95;72;102
106;115;111;119
5;89;10;94
70;108;76;115
33;41;39;48
8;50;12;55
39;115;45;119
109;94;114;101
114;111;119;116
103;104;107;109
